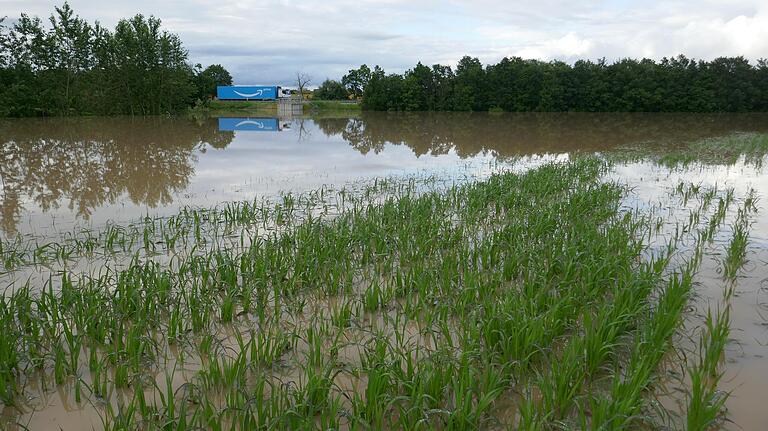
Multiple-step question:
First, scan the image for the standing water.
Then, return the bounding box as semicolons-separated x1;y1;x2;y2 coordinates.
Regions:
1;112;767;430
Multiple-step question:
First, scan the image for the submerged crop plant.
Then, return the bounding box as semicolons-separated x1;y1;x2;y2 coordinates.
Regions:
0;156;753;430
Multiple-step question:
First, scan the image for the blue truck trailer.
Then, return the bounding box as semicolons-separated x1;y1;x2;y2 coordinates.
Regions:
216;85;291;100
218;117;290;132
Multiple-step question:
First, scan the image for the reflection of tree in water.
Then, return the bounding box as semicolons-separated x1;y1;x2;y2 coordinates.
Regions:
0;117;233;235
315;112;768;159
315;118;382;155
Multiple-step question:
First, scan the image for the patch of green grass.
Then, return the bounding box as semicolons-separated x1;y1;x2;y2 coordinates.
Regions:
307;100;361;112
206;100;277;111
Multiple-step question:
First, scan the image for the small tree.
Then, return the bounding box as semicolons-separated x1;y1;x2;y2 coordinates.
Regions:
195;63;232;100
314;79;348;100
342;64;371;98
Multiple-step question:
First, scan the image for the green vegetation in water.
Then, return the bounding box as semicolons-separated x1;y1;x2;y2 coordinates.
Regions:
614;132;768;167
685;306;730;431
660;133;768;167
0;158;743;430
684;193;758;430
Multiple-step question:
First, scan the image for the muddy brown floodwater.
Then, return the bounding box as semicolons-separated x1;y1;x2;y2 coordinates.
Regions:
2;112;768;237
1;112;768;430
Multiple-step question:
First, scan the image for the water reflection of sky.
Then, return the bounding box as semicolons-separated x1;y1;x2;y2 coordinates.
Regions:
191;126;498;197
614;160;768;245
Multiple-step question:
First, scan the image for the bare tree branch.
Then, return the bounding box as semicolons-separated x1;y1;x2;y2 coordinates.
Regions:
295;72;311;100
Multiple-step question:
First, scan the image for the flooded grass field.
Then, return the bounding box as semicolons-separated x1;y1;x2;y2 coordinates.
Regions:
1;113;767;430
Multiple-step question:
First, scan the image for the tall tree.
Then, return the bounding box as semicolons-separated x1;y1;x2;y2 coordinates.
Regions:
453;56;485;111
342;64;371;98
0;3;225;117
48;3;94;113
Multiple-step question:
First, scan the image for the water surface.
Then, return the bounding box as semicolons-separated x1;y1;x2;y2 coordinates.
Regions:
2;112;768;429
3;112;768;237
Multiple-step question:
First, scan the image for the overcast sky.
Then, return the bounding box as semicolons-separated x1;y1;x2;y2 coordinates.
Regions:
3;0;767;86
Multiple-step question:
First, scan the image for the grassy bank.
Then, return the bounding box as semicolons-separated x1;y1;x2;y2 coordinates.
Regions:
199;100;361;116
205;100;278;113
0;158;738;430
306;100;362;112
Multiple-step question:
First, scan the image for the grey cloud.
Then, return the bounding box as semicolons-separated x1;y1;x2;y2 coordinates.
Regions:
188;45;319;58
346;31;402;41
5;0;767;84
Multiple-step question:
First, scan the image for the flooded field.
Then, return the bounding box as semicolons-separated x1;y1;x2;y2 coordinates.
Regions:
3;112;768;237
1;112;767;430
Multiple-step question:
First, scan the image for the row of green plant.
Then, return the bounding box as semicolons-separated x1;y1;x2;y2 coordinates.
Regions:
684;186;757;430
0;177;430;271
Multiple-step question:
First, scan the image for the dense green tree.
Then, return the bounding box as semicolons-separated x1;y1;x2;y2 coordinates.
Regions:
757;59;768;111
402;62;434;110
0;18;6;68
0;3;225;117
361;66;401;111
431;64;455;111
453;56;485;111
4;5;767;116
342;64;371;98
313;79;348;100
108;14;194;115
708;56;758;112
355;55;768;112
537;61;572;111
195;63;232;100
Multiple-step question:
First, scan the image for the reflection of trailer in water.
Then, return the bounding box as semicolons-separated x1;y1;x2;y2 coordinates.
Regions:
216;85;292;100
217;117;291;132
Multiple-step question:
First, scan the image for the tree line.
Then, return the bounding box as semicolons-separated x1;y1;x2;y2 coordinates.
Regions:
5;4;766;115
332;57;768;112
0;3;232;117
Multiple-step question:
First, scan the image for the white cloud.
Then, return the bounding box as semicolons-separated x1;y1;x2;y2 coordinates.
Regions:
515;33;594;60
674;8;768;58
